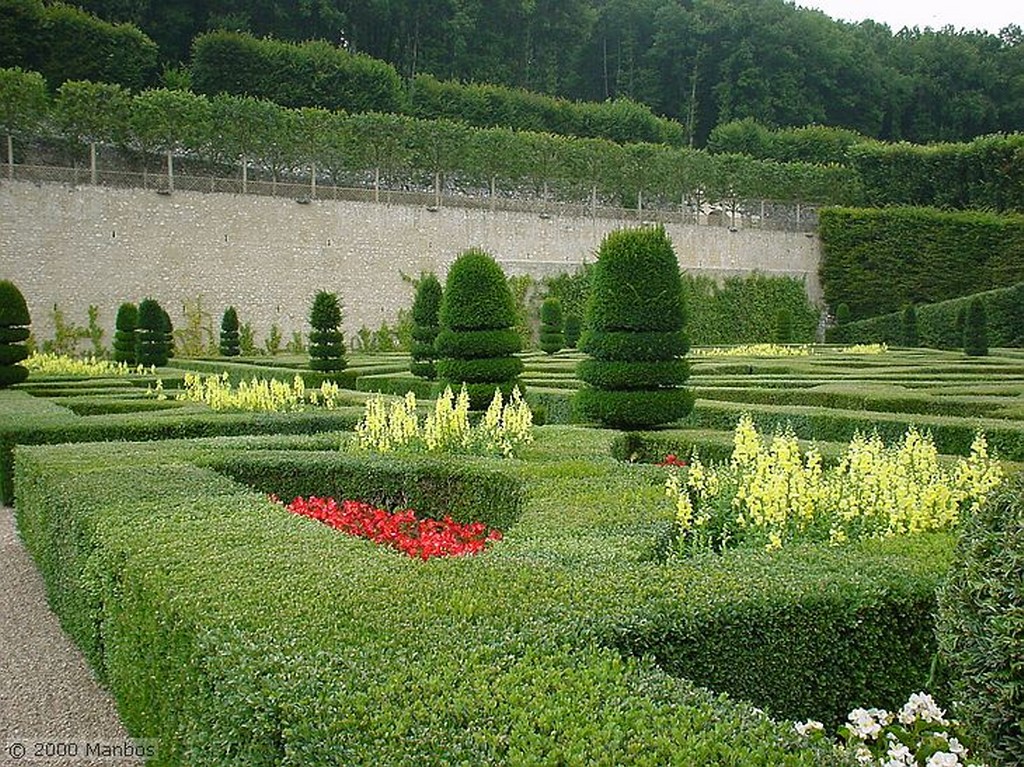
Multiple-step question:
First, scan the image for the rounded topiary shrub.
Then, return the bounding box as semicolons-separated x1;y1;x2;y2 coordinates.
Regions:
564;314;582;348
0;280;31;388
135;298;169;367
575;226;693;429
936;472;1024;766
113;302;137;364
436;249;523;409
309;291;347;373
410;273;442;379
964;298;988;356
220;306;240;357
539;298;564;355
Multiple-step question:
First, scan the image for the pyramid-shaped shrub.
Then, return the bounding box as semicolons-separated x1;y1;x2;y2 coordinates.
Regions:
575;226;693;429
113;302;137;364
435;249;523;409
309;291;347;373
136;298;169;367
0;280;31;388
220;306;240;357
410;273;442;379
539;298;565;355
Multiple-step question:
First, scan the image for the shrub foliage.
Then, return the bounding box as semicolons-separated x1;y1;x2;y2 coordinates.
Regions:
308;291;347;373
219;306;240;357
410;272;442;379
436;249;523;408
539;298;564;355
937;472;1024;766
576;226;693;429
964;297;988;357
134;297;168;367
0;279;30;387
112;302;137;364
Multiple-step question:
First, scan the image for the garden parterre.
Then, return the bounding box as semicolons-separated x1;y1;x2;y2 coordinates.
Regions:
4;345;1023;764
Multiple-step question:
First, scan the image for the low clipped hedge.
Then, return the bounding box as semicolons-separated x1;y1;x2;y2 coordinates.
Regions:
0;390;361;505
11;428;952;764
682;399;1024;461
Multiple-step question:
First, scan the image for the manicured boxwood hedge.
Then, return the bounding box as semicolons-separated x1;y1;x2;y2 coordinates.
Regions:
819;207;1024;321
10;424;951;764
0;390;361;505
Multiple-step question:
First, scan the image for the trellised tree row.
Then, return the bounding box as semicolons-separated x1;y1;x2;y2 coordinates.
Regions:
0;67;862;208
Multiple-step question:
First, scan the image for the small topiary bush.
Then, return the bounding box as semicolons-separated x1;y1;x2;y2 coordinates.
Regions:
436;249;523;409
113;302;137;364
308;291;347;374
410;273;442;379
220;306;240;357
0;280;31;388
564;314;582;348
539;298;565;355
936;472;1024;766
135;298;169;367
575;226;693;429
964;297;988;356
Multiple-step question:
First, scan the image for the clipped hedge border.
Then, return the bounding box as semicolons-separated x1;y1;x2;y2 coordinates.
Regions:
12;433;950;763
0;390;361;504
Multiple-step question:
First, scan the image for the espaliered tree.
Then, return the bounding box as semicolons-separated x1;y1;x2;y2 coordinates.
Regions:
409;273;442;379
135;297;169;367
0;279;30;387
435;249;523;409
539;298;564;355
575;226;694;429
112;302;137;364
308;291;346;374
220;306;240;357
964;298;988;357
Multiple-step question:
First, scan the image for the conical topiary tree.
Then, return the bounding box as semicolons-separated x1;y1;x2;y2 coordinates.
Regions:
0;280;31;388
564;314;582;348
113;302;137;364
309;291;347;373
901;303;919;348
435;249;523;409
135;298;169;367
539;298;565;355
964;297;988;357
575;226;693;429
410;273;442;379
162;307;175;358
220;306;240;357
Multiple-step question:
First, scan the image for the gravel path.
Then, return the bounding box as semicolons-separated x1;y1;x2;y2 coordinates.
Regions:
0;506;144;766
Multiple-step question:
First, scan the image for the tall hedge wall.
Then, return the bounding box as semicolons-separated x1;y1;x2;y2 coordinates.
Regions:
819;207;1024;320
833;282;1024;349
0;0;157;90
190;30;405;114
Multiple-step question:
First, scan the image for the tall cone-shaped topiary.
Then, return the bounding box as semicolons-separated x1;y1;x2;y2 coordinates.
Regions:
410;273;442;379
113;302;137;364
539;298;565;355
220;306;240;357
435;249;523;409
575;226;693;429
309;291;347;373
0;280;31;387
136;298;169;367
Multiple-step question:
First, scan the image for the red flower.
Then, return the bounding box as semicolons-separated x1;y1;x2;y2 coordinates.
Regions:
277;495;502;560
656;454;688;467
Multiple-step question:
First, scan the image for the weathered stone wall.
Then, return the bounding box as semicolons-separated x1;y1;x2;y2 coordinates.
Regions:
0;181;821;345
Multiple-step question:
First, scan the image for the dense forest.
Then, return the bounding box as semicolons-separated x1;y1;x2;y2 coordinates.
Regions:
64;0;1024;146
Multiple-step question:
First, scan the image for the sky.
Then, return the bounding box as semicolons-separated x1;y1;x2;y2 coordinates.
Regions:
800;0;1020;35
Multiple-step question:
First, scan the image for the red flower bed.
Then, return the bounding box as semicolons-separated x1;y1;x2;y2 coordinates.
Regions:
656;454;688;467
276;495;502;560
